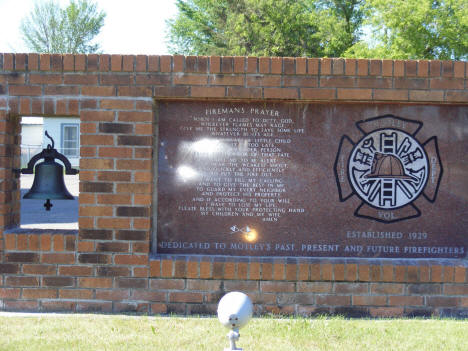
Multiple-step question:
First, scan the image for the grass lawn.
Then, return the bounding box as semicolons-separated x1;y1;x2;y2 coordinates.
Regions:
0;314;466;351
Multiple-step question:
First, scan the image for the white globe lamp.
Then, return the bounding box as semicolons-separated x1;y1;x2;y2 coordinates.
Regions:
217;291;253;351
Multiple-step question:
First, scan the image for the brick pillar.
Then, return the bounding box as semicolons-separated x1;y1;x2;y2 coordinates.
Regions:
0;110;21;235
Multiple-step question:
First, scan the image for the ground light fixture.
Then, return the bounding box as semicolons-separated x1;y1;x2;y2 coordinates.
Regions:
217;291;253;351
17;131;79;211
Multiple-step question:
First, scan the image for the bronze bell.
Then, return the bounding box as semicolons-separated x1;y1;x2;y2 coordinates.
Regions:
20;131;79;211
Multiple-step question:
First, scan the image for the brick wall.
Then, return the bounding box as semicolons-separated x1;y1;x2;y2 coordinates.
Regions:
0;53;466;317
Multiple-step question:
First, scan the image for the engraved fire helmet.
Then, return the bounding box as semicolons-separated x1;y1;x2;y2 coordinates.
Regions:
365;152;413;179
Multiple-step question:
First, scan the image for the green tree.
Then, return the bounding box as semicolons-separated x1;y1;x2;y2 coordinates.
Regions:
167;0;364;57
20;0;106;54
345;0;468;60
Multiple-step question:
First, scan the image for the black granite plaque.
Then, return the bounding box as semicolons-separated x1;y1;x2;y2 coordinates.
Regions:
156;101;467;258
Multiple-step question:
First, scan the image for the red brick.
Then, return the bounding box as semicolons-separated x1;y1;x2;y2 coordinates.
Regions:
42;253;75;264
63;55;74;71
6;276;39;286
122;55;134;72
296;57;306;74
99;100;134;111
59;289;93;299
186;261;198;279
454;267;466;283
370;265;381;281
81;86;115;96
53;234;65;251
148;56;159;72
169;292;203;303
321;58;332;75
246;57;257;73
345;264;357;281
209;56;221;73
28;234;40;251
453;61;465;78
16;235;28;251
430;78;464;89
249;262;260;280
285;264;297;281
334;264;345;281
247;75;281;87
221;56;233;73
40;54;51;70
443;284;468;295
409;90;444;102
23;288;57;299
28;53;39;70
337;88;372;100
75;54;86;71
81;110;115;122
264;88;298;99
4;301;39;311
374;89;409;101
259;57;270;74
174;74;208;85
78;277;112;288
191;86;225;98
395;266;406;282
345;59;357;75
429;61;441;77
271;57;282;74
260;281;294;293
160;55;172;72
370;283;404;295
9;85;42;96
382;60;393;76
442;60;453;77
357;59;368;76
297;282;332;293
97;218;131;229
359;265;370;281
284;76;318;87
353;295;386;306
4;234;16;250
333;59;345;75
173;55;184;72
426;296;459;307
316;295;351;306
0;288;21;299
406;61;417;76
418;60;429;77
309;264;320;280
199;261;211;279
209;74;244;86
149;260;161;277
224;262;236;279
273;263;285;280
237;262;248;280
394;60;405;76
99;54;110;72
59;266;93;276
261;262;273;280
111;55;122;71
443;266;455;282
446;91;468;102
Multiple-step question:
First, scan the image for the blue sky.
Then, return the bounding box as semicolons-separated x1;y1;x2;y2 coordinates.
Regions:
0;0;177;54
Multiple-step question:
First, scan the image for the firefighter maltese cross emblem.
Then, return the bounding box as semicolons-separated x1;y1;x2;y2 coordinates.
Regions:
334;115;443;223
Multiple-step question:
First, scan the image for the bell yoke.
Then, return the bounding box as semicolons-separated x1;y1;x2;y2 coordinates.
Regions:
19;131;79;211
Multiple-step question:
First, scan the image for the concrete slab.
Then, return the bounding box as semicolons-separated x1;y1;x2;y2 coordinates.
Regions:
20;174;79;230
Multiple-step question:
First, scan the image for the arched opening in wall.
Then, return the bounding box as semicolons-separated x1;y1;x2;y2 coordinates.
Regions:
20;116;80;229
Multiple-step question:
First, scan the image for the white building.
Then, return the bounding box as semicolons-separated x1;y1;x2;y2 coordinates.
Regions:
21;117;80;167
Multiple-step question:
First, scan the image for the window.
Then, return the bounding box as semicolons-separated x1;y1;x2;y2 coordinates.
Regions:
61;124;79;157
